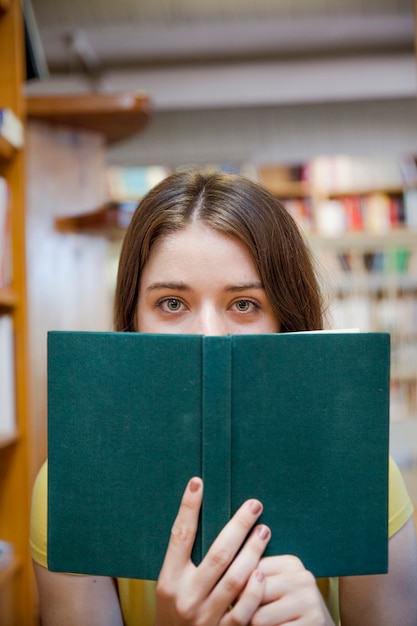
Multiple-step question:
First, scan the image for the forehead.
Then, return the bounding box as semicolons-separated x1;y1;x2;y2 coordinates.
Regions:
143;221;259;280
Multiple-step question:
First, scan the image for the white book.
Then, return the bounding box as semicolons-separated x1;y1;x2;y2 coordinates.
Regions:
0;315;16;436
0;108;24;149
0;176;12;288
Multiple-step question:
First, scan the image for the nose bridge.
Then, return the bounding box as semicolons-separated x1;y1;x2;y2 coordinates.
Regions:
194;303;227;336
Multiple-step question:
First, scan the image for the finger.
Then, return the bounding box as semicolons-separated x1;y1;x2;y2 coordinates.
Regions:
159;477;203;575
209;524;271;614
221;569;266;626
194;499;264;594
259;554;305;576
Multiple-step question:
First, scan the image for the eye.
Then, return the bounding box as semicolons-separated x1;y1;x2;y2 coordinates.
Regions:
158;297;184;313
232;299;258;313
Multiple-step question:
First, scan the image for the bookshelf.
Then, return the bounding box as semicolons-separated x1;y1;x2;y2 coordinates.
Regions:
255;159;417;502
257;162;417;399
0;0;36;623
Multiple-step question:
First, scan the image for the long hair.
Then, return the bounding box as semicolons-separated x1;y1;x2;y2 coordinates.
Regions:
114;169;324;333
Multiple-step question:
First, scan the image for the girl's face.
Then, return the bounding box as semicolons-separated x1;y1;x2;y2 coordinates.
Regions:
136;221;280;335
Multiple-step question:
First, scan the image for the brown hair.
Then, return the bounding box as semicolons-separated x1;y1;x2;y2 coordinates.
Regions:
114;168;324;333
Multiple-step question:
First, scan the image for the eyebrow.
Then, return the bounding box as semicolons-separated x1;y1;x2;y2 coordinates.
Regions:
145;281;190;292
145;281;264;293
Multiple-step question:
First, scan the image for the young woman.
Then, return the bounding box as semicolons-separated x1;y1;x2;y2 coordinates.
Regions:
30;169;417;625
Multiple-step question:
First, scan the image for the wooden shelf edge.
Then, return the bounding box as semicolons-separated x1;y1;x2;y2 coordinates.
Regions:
27;92;153;145
0;134;17;162
309;228;417;251
265;181;311;198
314;185;407;198
0;287;18;308
0;431;19;450
55;203;133;238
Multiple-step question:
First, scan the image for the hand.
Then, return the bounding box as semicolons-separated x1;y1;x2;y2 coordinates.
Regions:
155;477;271;626
251;556;335;626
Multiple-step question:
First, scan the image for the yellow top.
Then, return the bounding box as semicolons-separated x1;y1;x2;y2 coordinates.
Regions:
30;457;414;626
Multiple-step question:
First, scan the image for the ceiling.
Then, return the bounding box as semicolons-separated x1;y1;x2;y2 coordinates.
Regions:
26;0;417;110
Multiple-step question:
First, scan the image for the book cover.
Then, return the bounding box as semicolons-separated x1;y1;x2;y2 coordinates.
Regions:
47;331;390;581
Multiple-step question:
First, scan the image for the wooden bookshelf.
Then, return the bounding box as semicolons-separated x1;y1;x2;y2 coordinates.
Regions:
0;134;16;161
54;202;136;238
0;0;36;623
27;91;152;144
0;287;18;308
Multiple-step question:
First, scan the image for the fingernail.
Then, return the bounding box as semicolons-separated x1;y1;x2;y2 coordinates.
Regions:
256;524;270;540
189;478;201;493
247;499;262;515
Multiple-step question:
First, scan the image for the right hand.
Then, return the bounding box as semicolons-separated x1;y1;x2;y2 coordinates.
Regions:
154;477;271;626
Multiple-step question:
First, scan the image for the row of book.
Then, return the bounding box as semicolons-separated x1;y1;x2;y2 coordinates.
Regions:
320;248;417;277
304;155;411;193
103;163;417;239
0;315;16;436
328;293;417;339
0;176;12;289
283;191;417;237
255;155;417;193
105;157;417;205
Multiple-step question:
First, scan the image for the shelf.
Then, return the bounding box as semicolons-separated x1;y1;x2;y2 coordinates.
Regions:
327;273;417;295
0;134;16;163
391;367;417;382
309;228;417;252
314;185;405;198
54;203;134;238
0;287;18;308
0;432;18;450
27;92;153;144
267;181;310;198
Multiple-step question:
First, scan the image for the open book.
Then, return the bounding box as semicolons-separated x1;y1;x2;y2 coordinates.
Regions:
47;331;390;580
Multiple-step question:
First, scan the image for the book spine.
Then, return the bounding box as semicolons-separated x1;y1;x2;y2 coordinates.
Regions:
0;314;16;435
200;336;232;559
0;177;12;288
0;108;24;149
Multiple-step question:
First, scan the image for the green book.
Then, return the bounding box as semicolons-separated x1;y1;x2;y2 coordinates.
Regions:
47;331;390;581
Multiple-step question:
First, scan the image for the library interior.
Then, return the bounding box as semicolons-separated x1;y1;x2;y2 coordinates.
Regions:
1;0;417;623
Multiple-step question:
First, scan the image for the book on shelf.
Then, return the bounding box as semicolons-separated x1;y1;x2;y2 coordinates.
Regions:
0;315;16;436
0;108;24;149
403;190;417;229
0;540;14;571
47;330;390;581
0;176;12;289
106;165;170;203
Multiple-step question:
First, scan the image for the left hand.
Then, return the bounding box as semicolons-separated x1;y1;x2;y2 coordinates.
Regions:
250;555;335;626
